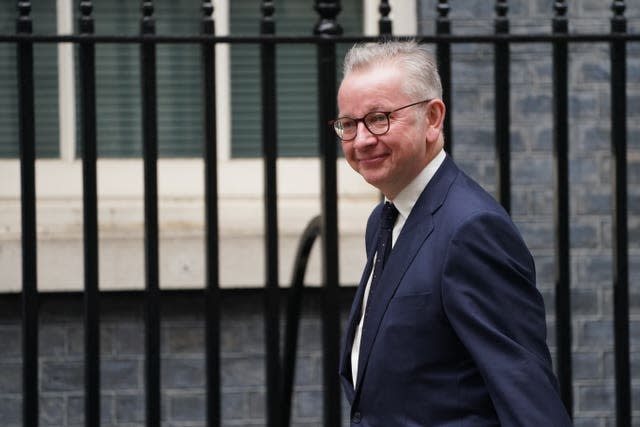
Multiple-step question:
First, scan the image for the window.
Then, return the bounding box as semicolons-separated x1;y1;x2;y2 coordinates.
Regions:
2;1;363;160
0;1;58;158
230;0;363;158
74;0;202;158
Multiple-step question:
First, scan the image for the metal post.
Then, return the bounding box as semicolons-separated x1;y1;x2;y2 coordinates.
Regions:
314;2;342;425
551;0;573;417
436;0;452;155
201;3;221;427
16;2;38;425
78;1;101;425
260;2;282;426
610;2;630;426
140;2;160;426
494;0;510;213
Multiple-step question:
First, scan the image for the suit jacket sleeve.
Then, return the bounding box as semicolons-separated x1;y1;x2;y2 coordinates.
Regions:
441;210;572;425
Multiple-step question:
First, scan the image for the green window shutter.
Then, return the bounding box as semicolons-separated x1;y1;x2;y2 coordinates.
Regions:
75;0;201;158
230;0;362;158
75;1;140;158
155;1;202;158
0;1;59;158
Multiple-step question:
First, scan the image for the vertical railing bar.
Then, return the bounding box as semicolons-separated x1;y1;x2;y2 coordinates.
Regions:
436;0;453;156
610;2;630;426
313;1;342;426
378;0;392;36
260;2;281;427
78;2;101;426
551;0;573;416
140;2;161;426
494;0;511;213
16;2;38;426
201;3;221;427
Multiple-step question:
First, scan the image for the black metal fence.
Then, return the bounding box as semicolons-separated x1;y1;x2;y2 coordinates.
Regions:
2;0;638;426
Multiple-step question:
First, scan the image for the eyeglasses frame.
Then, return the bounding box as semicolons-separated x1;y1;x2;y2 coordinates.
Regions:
329;98;433;141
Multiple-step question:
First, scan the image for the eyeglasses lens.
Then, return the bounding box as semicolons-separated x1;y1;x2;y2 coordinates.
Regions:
365;113;389;134
334;113;389;141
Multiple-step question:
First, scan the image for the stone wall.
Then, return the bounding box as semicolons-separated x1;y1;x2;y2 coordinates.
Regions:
0;291;355;427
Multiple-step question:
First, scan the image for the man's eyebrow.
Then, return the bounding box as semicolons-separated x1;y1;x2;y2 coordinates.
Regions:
338;104;388;118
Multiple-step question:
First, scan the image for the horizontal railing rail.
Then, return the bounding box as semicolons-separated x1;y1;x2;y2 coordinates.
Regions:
2;32;640;43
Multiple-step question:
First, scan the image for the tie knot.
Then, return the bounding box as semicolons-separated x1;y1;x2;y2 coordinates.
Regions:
381;202;399;231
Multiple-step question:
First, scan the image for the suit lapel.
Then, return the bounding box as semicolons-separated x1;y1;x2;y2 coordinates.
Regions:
353;156;459;394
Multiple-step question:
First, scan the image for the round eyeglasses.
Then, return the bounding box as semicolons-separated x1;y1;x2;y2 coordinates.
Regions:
329;99;432;141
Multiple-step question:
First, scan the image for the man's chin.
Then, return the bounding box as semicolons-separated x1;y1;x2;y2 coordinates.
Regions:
362;173;385;191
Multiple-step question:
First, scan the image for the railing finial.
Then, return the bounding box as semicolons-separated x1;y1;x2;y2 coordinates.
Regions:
16;0;32;33
495;0;509;33
17;0;31;17
554;0;567;17
495;0;509;23
141;0;155;34
552;0;568;33
437;0;450;21
495;0;508;17
202;1;213;20
79;1;94;34
313;0;343;36
378;0;392;36
202;1;214;35
261;0;275;35
612;0;626;17
611;0;627;32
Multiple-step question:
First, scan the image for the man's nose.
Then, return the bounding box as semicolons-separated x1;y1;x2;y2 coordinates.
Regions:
352;121;376;146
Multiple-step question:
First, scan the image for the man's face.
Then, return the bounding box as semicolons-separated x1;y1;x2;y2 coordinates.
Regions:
337;65;432;199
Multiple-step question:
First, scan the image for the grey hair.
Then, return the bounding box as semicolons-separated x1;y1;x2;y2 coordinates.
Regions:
342;40;443;100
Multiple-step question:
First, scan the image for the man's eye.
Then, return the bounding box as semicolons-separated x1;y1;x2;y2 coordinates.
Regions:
340;120;356;130
368;113;387;124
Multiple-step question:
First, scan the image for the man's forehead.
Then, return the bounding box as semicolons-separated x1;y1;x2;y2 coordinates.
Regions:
338;74;405;114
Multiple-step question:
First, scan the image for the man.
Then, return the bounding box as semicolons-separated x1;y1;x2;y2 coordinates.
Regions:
334;41;572;426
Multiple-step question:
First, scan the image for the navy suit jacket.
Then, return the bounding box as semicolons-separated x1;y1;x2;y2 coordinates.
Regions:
339;155;572;426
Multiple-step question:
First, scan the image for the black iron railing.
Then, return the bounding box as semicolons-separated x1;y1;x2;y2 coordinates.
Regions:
2;1;637;426
552;0;572;414
15;3;38;427
611;2;631;424
77;3;100;426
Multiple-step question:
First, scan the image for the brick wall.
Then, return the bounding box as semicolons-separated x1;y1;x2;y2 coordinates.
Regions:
0;292;355;427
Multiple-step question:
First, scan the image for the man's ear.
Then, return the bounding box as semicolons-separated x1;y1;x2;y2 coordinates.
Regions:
425;99;446;142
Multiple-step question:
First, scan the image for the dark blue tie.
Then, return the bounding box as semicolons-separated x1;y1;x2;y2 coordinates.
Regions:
362;202;399;328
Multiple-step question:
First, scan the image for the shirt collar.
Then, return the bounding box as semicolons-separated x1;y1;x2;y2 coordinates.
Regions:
388;148;446;221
